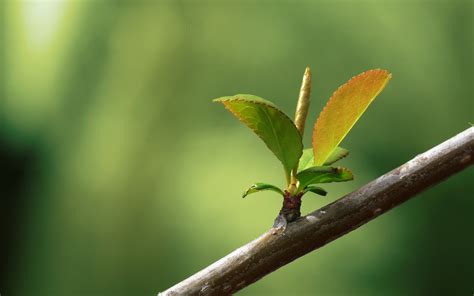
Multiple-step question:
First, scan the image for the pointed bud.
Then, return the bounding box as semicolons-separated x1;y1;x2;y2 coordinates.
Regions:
294;67;312;136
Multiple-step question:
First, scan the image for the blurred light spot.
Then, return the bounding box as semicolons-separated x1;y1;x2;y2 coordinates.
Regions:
22;0;68;48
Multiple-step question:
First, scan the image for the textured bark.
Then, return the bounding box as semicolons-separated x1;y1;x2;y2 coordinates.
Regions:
160;127;473;296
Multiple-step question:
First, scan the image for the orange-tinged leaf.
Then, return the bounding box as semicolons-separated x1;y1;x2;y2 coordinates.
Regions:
312;69;391;165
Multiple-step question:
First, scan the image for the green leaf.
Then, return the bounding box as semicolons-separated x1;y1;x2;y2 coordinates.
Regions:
297;166;353;190
242;183;284;198
323;147;350;165
214;94;303;183
303;185;327;196
297;148;315;172
298;147;349;172
312;69;391;165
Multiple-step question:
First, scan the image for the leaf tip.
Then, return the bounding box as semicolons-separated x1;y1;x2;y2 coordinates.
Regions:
212;96;229;103
338;166;354;180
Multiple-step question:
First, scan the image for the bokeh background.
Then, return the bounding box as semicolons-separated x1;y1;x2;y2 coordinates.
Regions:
1;0;473;295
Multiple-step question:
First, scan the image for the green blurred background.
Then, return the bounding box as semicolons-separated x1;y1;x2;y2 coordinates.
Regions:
0;0;473;295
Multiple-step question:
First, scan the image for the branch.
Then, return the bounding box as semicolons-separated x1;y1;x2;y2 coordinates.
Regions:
160;127;473;296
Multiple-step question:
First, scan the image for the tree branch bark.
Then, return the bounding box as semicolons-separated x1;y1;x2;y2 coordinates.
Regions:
160;127;473;296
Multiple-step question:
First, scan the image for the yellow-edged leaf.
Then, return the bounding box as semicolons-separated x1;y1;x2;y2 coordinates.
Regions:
312;69;391;165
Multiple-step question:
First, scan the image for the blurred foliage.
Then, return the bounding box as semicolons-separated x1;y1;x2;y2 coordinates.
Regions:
0;0;473;295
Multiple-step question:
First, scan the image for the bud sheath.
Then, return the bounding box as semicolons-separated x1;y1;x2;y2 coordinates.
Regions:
294;67;312;135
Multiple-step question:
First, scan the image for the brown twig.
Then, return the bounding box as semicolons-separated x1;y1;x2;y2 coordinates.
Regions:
160;127;473;296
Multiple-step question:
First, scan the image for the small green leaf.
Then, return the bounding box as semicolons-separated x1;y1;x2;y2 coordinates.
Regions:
323;147;350;165
303;185;327;196
298;147;349;172
297;148;315;172
297;166;353;190
214;94;303;183
242;183;284;198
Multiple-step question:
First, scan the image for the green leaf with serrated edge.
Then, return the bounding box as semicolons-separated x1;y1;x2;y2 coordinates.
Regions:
297;166;353;190
214;95;303;183
323;147;349;165
242;183;284;198
303;186;327;196
298;147;349;172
